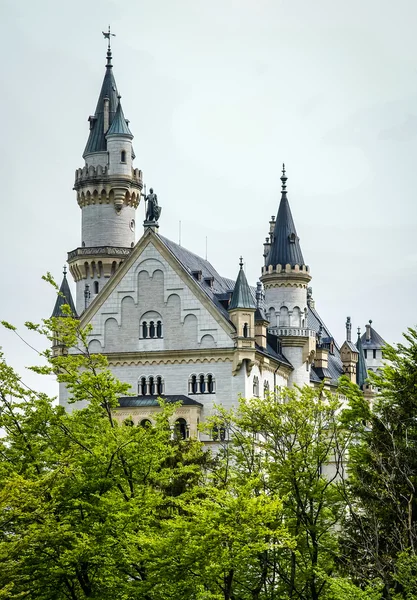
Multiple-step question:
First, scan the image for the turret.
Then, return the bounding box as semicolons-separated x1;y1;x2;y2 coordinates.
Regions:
254;281;268;349
260;165;315;386
340;317;359;383
68;36;143;313
50;267;77;357
229;257;256;375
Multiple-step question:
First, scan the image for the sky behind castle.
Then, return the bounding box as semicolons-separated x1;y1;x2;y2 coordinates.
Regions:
1;0;416;396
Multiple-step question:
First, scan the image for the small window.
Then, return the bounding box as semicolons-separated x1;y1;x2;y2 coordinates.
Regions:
140;419;152;428
121;150;126;163
123;417;134;427
142;321;148;338
364;349;367;359
207;374;214;393
94;281;99;294
149;321;155;338
175;418;188;440
156;376;163;395
243;323;248;338
189;375;198;394
139;377;147;395
199;374;206;394
373;349;377;359
156;320;162;338
149;376;155;395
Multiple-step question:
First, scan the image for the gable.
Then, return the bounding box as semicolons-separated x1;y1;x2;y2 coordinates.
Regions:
83;234;235;354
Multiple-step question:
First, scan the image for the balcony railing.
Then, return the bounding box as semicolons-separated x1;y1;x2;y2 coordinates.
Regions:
268;326;316;338
68;246;132;261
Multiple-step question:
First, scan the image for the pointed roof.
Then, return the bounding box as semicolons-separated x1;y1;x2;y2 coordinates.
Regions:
106;99;133;137
361;321;386;350
51;268;77;318
229;258;256;310
266;165;305;268
83;48;121;156
356;330;368;389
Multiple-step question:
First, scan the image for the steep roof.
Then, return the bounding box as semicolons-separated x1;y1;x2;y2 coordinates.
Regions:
51;271;77;318
229;260;256;310
356;332;368;389
307;305;344;386
266;165;305;268
361;322;386;350
106;100;133;137
83;50;120;156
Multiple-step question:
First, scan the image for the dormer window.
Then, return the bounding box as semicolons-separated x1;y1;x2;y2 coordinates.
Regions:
120;150;126;163
289;232;297;243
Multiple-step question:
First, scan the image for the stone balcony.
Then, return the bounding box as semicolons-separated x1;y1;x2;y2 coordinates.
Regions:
68;246;132;262
268;326;316;339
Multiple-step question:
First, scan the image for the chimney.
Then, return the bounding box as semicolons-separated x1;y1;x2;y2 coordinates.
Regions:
366;320;372;341
103;97;110;133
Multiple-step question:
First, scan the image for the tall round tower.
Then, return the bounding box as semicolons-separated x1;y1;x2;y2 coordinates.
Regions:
68;41;143;312
260;166;315;386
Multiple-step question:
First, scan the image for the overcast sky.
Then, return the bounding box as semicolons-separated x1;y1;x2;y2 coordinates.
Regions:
1;0;416;396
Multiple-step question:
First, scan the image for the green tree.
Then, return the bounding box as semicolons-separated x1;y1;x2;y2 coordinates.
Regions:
340;327;417;599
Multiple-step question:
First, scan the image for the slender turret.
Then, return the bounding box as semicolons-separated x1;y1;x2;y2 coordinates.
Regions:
260;165;315;386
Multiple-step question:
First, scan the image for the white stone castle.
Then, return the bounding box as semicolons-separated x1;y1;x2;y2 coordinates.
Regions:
52;45;386;438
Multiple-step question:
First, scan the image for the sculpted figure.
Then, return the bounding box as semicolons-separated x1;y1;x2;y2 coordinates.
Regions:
145;188;161;222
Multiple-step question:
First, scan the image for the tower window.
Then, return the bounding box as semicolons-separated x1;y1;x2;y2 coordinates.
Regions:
94;281;99;294
120;150;126;163
364;349;367;359
373;349;377;359
243;323;249;338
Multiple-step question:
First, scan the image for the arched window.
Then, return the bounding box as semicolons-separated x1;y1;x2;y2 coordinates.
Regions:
199;374;206;394
140;312;163;341
280;307;289;326
139;377;147;395
207;374;215;394
142;321;148;338
94;281;99;294
140;419;152;428
175;418;188;440
243;322;248;338
149;376;155;395
253;376;259;397
156;320;162;338
189;375;197;394
121;150;126;163
264;381;270;398
149;321;155;338
156;376;163;395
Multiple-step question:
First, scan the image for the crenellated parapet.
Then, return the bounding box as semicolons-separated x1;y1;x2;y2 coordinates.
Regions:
261;263;311;289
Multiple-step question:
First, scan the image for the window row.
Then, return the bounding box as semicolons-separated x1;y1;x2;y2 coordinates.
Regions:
188;374;216;394
364;349;377;359
252;376;270;398
141;320;163;339
126;417;227;443
138;376;164;396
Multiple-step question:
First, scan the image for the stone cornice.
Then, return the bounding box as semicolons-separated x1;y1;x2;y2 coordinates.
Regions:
105;347;234;367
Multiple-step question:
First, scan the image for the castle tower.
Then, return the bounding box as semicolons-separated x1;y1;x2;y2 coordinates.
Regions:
228;257;257;375
260;165;315;386
340;317;359;383
68;39;143;313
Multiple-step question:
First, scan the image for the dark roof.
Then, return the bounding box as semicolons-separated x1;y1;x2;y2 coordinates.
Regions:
118;395;203;408
308;305;344;386
356;333;368;389
266;168;305;268
83;56;120;156
106;100;133;137
342;340;359;353
361;323;386;350
255;306;268;322
158;235;289;368
229;263;256;310
51;272;77;318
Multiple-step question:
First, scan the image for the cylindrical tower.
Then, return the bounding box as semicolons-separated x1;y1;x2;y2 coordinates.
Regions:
68;44;143;312
260;165;315;387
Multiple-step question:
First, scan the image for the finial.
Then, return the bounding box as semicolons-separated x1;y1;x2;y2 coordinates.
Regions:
346;316;352;342
281;162;287;193
357;327;361;336
239;256;244;269
369;319;372;325
102;25;116;67
63;265;67;276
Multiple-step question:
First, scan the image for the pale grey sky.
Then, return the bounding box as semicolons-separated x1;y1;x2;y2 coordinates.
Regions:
1;0;416;396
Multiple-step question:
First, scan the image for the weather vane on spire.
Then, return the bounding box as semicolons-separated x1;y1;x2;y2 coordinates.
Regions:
102;25;116;50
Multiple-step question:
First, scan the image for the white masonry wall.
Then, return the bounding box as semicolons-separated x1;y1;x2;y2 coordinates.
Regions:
81;203;136;248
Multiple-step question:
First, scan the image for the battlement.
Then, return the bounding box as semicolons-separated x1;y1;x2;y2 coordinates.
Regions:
74;165;142;186
261;263;310;275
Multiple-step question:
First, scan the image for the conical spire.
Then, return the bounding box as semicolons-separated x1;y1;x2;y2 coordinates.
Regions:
265;164;305;268
229;257;256;310
51;267;77;318
106;97;133;138
83;46;121;156
356;328;368;389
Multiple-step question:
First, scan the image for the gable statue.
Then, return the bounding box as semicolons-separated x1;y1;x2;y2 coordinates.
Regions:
145;188;162;222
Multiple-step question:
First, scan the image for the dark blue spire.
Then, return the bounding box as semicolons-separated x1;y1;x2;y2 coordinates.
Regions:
266;165;305;268
356;328;368;389
106;97;133;138
229;257;256;310
51;267;77;318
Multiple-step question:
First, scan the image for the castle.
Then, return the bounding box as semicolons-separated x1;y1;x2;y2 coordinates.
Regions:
52;43;385;438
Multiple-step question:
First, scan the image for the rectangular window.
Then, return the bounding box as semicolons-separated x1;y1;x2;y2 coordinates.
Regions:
373;349;377;359
364;349;367;359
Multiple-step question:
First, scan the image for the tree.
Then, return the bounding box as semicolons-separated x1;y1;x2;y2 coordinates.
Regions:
339;327;417;599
